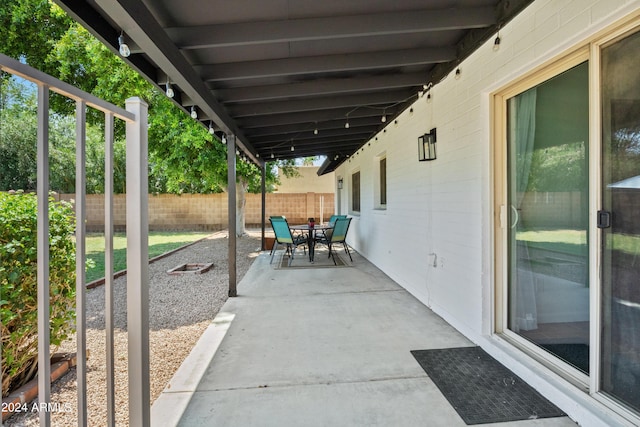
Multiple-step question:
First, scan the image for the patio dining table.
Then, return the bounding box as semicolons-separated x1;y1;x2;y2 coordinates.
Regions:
289;223;333;262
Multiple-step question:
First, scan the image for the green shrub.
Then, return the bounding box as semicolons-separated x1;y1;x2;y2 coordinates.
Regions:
0;191;76;396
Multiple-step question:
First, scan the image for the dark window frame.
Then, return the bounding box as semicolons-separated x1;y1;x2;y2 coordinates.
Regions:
351;171;361;212
379;157;387;206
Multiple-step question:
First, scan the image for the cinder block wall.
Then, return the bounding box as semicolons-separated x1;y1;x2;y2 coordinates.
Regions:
56;192;334;231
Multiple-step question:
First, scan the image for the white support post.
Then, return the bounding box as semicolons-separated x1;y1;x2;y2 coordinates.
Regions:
125;97;150;427
36;83;51;427
104;112;116;427
75;100;88;426
227;135;237;297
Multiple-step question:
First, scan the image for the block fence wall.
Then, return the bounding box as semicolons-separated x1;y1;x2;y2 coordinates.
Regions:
54;193;334;231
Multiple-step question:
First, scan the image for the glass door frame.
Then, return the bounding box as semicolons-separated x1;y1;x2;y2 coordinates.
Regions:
494;17;640;423
493;47;593;390
591;21;640;418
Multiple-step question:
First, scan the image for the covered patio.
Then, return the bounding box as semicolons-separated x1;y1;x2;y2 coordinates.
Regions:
9;0;640;425
151;249;576;426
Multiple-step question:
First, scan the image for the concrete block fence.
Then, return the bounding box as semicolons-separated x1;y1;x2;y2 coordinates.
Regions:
53;192;334;231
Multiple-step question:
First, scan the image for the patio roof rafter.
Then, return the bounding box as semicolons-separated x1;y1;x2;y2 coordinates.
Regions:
166;6;496;49
225;89;416;118
215;72;427;103
196;47;456;82
244;116;387;139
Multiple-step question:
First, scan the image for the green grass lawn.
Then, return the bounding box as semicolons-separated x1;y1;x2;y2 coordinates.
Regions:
517;229;587;256
85;231;211;283
517;228;640;257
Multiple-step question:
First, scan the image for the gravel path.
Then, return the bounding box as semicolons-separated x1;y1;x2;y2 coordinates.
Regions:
5;230;263;426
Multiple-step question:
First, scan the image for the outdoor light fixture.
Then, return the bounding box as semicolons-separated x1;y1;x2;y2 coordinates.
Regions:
381;110;386;123
209;121;215;135
118;33;131;57
345;120;350;129
165;82;174;98
190;106;197;119
418;128;437;161
314;128;318;135
221;134;227;144
291;145;295;151
337;178;344;190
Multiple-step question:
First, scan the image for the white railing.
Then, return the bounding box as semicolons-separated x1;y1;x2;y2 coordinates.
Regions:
0;53;150;427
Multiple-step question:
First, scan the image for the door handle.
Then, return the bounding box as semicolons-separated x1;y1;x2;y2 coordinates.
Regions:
510;205;519;229
597;210;611;229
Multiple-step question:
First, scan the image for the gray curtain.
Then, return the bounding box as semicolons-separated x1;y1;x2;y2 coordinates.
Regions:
509;88;538;332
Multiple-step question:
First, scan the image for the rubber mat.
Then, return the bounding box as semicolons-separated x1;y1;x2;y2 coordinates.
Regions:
411;346;566;425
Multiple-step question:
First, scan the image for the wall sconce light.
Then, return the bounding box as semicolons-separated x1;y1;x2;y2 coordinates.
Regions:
418;128;437;161
337;178;344;190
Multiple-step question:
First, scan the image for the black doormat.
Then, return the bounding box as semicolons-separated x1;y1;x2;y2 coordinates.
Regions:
411;346;566;425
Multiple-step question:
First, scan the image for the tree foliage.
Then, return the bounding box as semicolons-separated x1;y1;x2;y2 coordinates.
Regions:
0;77;122;193
0;0;73;77
527;141;587;192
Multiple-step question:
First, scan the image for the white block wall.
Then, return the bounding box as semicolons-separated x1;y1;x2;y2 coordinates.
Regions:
335;1;640;425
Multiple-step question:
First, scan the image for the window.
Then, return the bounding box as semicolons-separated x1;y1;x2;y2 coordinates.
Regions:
351;171;360;212
374;155;387;209
379;157;387;206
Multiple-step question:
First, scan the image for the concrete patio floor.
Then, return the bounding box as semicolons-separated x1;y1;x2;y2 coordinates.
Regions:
151;248;577;427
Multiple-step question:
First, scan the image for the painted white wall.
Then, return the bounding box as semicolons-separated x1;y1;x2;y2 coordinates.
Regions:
335;1;640;425
275;166;335;193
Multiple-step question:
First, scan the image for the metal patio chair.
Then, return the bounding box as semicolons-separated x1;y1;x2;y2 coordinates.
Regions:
316;214;347;240
269;216;307;266
315;217;353;265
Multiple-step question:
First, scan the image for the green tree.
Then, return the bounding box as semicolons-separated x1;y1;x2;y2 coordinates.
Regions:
0;76;120;193
0;0;73;77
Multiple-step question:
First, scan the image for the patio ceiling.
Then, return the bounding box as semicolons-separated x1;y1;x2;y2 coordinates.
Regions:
54;0;533;172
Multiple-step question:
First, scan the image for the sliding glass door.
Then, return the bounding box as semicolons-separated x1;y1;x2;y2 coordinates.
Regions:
497;22;640;420
505;61;591;374
600;29;640;413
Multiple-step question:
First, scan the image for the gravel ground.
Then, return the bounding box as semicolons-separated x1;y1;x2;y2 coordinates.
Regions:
5;230;263;427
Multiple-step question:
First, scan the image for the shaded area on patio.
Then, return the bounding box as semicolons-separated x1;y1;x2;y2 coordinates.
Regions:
152;250;577;426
